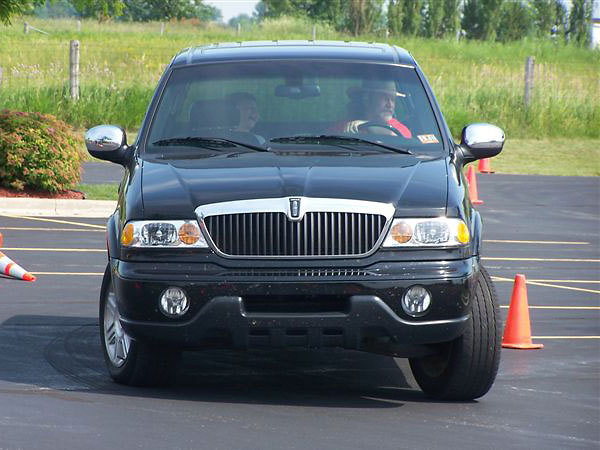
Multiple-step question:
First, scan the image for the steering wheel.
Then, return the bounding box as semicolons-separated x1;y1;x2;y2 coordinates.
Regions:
357;120;405;137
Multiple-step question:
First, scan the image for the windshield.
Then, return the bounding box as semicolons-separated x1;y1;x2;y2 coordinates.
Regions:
146;60;444;157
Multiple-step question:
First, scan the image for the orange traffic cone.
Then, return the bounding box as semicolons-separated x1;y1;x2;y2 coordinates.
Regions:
466;165;483;204
0;251;36;282
502;274;542;349
478;158;494;174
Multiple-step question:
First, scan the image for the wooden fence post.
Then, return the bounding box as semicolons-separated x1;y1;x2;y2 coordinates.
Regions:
160;22;165;35
236;23;241;36
524;56;535;106
77;20;81;32
70;40;80;101
0;66;3;88
312;25;316;40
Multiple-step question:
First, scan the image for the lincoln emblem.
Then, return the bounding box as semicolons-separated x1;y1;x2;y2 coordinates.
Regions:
289;198;301;218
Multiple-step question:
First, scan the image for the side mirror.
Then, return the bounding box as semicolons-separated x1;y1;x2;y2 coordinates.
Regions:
458;123;505;163
85;125;130;165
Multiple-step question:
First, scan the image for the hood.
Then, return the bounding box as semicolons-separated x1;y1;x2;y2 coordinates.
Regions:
141;151;448;218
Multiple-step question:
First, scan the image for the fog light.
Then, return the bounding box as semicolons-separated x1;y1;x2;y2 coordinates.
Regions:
402;285;431;317
159;287;189;318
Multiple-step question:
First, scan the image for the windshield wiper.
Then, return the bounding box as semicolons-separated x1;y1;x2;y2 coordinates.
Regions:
152;136;268;152
270;135;412;155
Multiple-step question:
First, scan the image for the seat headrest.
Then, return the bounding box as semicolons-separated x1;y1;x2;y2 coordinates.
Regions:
189;99;240;128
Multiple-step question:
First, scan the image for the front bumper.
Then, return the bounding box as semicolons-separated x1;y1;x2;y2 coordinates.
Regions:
112;257;478;354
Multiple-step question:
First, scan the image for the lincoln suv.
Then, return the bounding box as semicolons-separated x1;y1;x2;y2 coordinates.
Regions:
86;41;504;400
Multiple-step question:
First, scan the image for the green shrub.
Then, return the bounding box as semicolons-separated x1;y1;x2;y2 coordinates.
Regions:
0;110;84;192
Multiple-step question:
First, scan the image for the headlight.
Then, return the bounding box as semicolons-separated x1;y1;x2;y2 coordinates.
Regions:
121;220;209;248
382;218;469;247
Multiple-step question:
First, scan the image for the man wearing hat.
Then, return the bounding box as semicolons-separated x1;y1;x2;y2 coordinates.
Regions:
331;79;412;139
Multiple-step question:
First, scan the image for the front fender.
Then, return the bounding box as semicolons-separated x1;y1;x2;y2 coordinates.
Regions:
106;213;120;259
470;209;482;257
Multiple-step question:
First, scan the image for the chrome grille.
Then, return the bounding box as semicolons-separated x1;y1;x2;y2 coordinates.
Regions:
203;211;387;257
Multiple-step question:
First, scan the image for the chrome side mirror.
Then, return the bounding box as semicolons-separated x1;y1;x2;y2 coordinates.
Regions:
85;125;129;165
85;125;126;153
459;123;505;162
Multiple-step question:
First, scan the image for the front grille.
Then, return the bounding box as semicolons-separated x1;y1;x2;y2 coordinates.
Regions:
203;211;387;257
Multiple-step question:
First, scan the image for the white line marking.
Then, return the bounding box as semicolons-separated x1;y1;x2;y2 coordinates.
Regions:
491;276;600;294
3;248;105;253
500;305;600;310
532;336;600;339
0;227;104;233
484;239;589;245
31;272;104;276
0;214;106;229
484;257;600;263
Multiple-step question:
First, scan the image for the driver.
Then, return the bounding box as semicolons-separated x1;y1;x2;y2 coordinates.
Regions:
332;79;412;138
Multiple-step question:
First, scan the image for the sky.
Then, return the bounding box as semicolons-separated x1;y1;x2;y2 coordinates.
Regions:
204;0;260;23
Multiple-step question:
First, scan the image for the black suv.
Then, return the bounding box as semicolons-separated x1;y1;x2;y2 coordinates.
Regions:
86;41;504;400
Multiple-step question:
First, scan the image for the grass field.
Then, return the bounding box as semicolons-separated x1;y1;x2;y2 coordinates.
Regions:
1;17;598;181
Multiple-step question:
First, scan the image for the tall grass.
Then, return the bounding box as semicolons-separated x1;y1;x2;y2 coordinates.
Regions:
0;17;598;138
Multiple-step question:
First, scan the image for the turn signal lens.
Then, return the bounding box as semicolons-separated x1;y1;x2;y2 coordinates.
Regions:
178;222;201;244
121;223;135;246
457;221;470;244
390;221;412;244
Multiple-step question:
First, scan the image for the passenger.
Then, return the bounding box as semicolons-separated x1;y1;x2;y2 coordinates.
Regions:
227;92;260;133
332;79;412;138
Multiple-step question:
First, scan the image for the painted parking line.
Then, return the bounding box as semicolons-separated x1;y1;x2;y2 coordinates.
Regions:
483;257;600;263
2;247;106;253
532;336;600;339
0;226;104;233
0;214;106;229
500;305;600;310
484;239;590;245
491;276;600;295
525;279;600;284
31;272;104;276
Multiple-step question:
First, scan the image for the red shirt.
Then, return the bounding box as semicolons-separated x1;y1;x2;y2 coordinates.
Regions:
387;118;412;139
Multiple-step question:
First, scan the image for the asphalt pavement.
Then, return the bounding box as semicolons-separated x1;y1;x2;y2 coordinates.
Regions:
0;174;598;450
81;161;124;184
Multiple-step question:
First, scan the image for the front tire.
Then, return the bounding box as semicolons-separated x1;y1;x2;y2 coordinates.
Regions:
409;266;501;400
99;264;180;386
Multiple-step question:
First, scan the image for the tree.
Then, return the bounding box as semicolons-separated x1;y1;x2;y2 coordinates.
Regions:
259;0;345;29
387;0;404;36
568;0;592;46
345;0;385;35
423;0;444;38
70;0;124;21
401;0;422;37
440;0;460;37
228;13;255;28
496;1;533;42
196;2;222;22
33;0;77;18
0;0;44;24
461;0;504;40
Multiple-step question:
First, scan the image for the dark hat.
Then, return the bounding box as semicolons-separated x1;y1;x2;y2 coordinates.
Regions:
348;79;406;98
